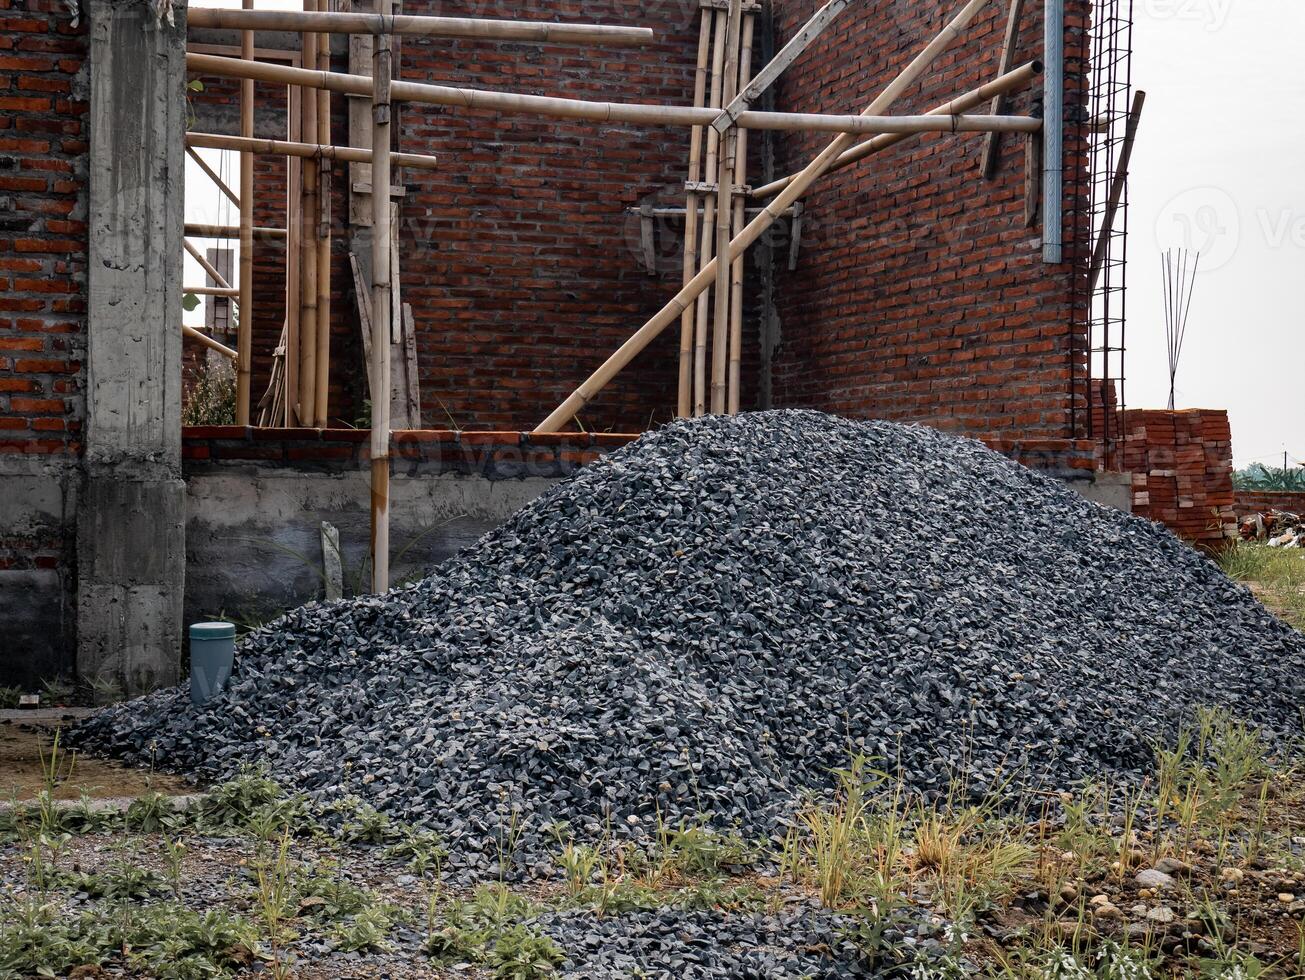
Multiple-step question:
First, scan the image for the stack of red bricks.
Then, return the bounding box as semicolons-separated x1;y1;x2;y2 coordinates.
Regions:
1118;409;1236;550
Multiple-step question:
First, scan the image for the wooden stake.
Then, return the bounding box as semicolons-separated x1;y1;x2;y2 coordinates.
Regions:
187;131;439;170
711;0;743;415
750;59;1042;199
187;7;655;46
694;10;727;417
236;0;254;425
980;0;1025;179
314;25;332;427
677;10;713;419
369;27;392;593
298;0;319;428
535;0;991;433
727;13;755;416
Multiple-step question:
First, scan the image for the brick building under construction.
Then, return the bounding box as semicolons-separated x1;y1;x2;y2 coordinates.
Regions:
0;0;1236;690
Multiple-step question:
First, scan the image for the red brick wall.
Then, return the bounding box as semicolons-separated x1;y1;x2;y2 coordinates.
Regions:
1119;409;1235;550
768;0;1090;441
1233;491;1305;521
0;0;87;457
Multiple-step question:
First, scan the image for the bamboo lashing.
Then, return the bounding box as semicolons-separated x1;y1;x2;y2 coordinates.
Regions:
187;7;655;46
185;54;1039;135
534;0;992;434
726;12;755;416
369;27;392;593
314;22;332;427
710;0;743;415
693;10;727;417
186;146;240;207
676;10;713;419
298;0;319;428
187;132;439;170
236;0;254;424
183;238;233;290
750;59;1043;199
184;324;239;360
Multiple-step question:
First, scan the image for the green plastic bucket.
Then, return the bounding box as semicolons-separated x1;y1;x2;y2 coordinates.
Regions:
190;621;236;706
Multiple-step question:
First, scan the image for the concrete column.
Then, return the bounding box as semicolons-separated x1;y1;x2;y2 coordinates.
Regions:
81;0;188;693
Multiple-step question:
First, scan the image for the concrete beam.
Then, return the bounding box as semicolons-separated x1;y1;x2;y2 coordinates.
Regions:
83;0;188;693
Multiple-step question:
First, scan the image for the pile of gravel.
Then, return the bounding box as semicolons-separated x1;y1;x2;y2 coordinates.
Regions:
76;411;1305;869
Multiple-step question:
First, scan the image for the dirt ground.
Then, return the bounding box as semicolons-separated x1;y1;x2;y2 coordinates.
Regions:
0;716;191;802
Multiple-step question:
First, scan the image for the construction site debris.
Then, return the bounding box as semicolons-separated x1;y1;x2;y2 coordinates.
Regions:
1239;509;1305;548
75;412;1305;873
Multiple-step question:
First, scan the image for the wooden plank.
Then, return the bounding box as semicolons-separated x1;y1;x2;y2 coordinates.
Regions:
402;302;421;428
980;0;1026;179
1087;90;1146;293
713;0;850;133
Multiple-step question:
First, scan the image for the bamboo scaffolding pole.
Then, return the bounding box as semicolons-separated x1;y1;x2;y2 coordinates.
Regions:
186;146;241;207
369;29;392;594
236;0;254;425
183;238;233;290
693;10;727;417
1087;89;1145;294
184;285;241;296
710;0;743;415
314;23;332;427
285;83;302;425
750;59;1043;199
185;221;287;239
535;0;991;433
727;12;755;416
184;324;239;359
676;10;713;419
979;0;1025;179
298;1;319;428
187;7;655;46
185;54;1039;135
187;132;440;170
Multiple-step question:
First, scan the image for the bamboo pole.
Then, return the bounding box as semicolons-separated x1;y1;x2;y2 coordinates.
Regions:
285;83;302;425
184;285;241;296
183;238;233;290
185;221;287;239
187;132;440;170
314;24;332;427
184;324;239;359
187;7;655;46
677;10;713;419
710;0;743;415
727;13;755;416
750;59;1043;199
186;146;241;207
1087;89;1145;294
979;0;1025;179
298;0;319;428
236;1;254;425
535;0;991;434
693;10;727;417
369;30;392;593
185;54;1039;135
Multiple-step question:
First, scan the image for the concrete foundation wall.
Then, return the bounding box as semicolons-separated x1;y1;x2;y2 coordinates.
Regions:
185;469;552;627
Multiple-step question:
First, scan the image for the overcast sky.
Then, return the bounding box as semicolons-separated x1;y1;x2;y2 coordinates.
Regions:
1127;0;1305;468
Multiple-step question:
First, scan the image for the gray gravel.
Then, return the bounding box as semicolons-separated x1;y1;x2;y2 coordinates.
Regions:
75;411;1305;870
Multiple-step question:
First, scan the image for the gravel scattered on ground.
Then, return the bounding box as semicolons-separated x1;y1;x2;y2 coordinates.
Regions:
74;411;1305;872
